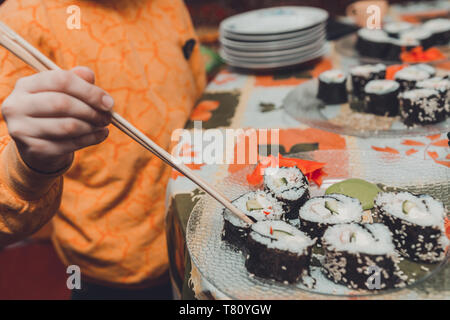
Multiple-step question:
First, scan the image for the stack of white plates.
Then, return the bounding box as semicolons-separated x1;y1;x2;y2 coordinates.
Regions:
219;6;329;70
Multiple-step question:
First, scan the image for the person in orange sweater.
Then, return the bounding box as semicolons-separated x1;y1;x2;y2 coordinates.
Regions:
0;0;205;299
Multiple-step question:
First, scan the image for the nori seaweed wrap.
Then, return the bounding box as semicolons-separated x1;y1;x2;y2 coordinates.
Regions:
364;80;400;116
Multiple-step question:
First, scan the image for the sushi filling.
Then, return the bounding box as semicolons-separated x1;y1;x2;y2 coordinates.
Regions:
222;191;283;249
263;166;310;220
375;192;449;263
298;194;364;240
322;223;402;290
245;220;315;283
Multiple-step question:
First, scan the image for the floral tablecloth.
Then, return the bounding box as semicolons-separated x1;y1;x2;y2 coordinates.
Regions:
165;43;449;300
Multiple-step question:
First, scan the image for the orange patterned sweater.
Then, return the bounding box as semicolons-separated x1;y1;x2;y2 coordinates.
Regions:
0;0;205;286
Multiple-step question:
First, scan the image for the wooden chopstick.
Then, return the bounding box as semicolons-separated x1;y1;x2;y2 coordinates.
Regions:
0;21;253;225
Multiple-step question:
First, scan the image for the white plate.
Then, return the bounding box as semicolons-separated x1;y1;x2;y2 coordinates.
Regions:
220;6;329;35
221;23;326;42
221;39;326;58
220;30;326;51
220;46;327;70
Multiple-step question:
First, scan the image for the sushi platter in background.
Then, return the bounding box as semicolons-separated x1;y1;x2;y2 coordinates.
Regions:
187;150;449;299
337;18;450;64
283;62;450;138
218;7;329;70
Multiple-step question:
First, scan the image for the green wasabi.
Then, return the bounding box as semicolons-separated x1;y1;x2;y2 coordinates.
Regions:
325;178;381;210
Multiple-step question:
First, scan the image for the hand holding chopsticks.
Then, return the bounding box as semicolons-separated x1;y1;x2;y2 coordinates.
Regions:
0;21;253;225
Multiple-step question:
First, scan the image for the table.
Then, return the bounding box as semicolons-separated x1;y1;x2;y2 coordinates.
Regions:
165;43;449;300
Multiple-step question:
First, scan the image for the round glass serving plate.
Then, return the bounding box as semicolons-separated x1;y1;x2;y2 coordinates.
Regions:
283;79;450;138
186;150;449;299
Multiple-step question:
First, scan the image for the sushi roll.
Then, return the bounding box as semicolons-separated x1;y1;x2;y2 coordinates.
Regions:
416;77;450;97
399;28;434;49
322;223;402;290
317;70;348;104
355;28;391;59
298;194;364;241
263;166;310;220
222;190;283;249
375;192;449;263
394;66;431;92
422;18;450;46
384;21;413;38
245;220;315;283
398;88;447;125
350;64;386;100
364;80;400;116
385;37;419;61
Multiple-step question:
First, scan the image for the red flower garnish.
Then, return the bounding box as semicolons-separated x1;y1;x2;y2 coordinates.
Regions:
263;211;270;216
270;226;273;235
400;46;445;63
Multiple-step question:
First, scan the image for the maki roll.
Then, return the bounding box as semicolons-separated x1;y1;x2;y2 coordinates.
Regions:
416;77;450;97
399;88;447;125
322;223;402;290
298;194;364;241
375;192;449;263
356;28;390;59
399;28;434;49
350;64;386;100
245;220;315;283
385;37;419;62
263;166;310;220
394;66;431;92
222;191;283;249
422;18;450;46
317;70;348;104
384;21;413;38
364;80;400;116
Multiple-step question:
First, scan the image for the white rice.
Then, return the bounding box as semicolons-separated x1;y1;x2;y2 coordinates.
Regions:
384;21;413;34
399;88;439;100
423;18;450;33
323;223;396;255
375;192;446;227
299;194;364;224
264;167;308;201
351;64;386;78
319;69;347;83
250;220;315;254
399;28;432;41
416;77;450;91
223;190;283;227
395;66;431;81
364;80;399;94
358;28;390;42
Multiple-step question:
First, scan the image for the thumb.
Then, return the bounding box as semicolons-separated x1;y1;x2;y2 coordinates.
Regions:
70;66;95;84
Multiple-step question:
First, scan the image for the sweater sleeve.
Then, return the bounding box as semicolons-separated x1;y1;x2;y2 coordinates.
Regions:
0;0;65;246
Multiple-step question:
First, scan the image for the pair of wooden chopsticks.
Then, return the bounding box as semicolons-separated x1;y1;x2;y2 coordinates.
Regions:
0;21;253;225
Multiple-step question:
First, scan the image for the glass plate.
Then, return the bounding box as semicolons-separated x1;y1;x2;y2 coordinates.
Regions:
283;78;450;138
186;150;449;299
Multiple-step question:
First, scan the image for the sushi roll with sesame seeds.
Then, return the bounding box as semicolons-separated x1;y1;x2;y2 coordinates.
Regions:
298;194;364;241
384;21;414;38
375;192;449;263
263;166;310;220
398;88;447;126
422;18;450;46
394;66;432;92
322;223;403;290
245;220;315;283
350;64;386;100
364;80;400;116
317;70;348;105
222;191;283;250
